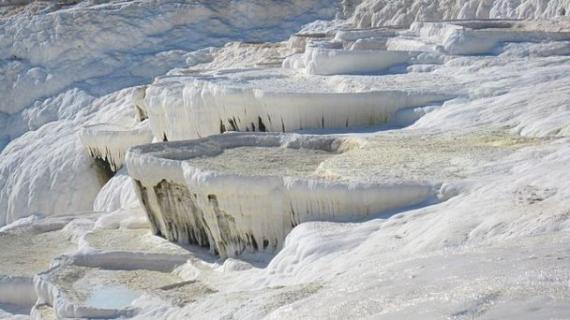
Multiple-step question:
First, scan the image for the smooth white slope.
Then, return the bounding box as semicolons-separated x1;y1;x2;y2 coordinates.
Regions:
414;46;570;137
0;0;337;115
0;88;135;226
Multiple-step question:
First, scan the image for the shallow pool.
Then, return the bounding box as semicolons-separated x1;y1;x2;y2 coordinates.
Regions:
85;286;140;310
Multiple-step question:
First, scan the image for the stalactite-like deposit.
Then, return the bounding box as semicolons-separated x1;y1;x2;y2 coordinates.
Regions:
127;133;435;257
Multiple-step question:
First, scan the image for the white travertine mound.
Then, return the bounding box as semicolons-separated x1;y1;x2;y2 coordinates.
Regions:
0;121;105;227
126;133;434;257
0;87;138;226
93;169;140;213
132;86;149;122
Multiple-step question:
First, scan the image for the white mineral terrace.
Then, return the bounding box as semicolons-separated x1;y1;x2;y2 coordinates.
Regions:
36;265;174;318
333;26;401;43
144;68;453;142
394;19;570;55
79;122;153;172
126;129;542;258
126;132;436;257
29;223;205;319
297;43;421;75
286;32;331;53
2;2;570;317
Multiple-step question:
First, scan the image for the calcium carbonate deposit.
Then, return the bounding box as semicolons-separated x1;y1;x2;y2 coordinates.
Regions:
1;0;570;319
187;146;335;177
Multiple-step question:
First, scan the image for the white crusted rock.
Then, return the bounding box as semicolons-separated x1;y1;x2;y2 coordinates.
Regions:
127;133;434;257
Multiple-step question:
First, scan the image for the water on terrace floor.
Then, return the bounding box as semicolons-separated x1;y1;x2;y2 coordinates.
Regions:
0;230;74;277
186;146;336;177
85;286;140;309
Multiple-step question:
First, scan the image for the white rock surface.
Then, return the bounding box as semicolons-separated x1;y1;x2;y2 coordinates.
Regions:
0;0;337;115
127;133;435;257
145;68;452;141
351;0;570;28
0;87;136;226
410;19;570;55
80;121;153;172
93;169;140;213
0;121;104;226
2;1;570;319
302;43;418;75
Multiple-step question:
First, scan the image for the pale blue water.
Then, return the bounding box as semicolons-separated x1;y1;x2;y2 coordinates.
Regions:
0;302;31;315
85;286;140;309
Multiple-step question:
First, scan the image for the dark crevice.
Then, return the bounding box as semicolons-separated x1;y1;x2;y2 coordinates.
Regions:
258;116;267;132
93;157;114;185
228;118;239;131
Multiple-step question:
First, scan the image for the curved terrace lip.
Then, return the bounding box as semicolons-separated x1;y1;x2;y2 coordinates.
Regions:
82;123;131;131
153;67;453;95
80;122;154;173
126;132;432;185
143;66;457;142
128;132;356;165
80;126;148;139
35;266;137;319
80;123;150;136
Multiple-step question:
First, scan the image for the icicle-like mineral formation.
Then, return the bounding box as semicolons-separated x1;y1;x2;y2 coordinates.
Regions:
80;122;153;173
144;68;452;141
127;133;434;257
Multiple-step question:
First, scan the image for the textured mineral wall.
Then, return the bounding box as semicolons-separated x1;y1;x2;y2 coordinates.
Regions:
144;69;452;141
127;133;434;257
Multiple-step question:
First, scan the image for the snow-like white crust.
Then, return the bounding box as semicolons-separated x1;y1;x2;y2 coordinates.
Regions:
132;86;149;122
127;133;434;257
302;44;418;75
0;121;105;226
0;87;139;226
3;0;570;317
92;169;139;213
408;20;570;55
144;68;452;141
0;0;337;115
351;0;570;28
334;27;400;43
79;122;153;172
